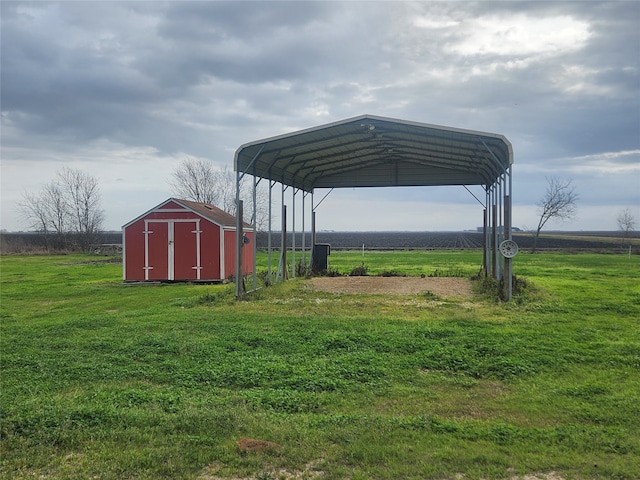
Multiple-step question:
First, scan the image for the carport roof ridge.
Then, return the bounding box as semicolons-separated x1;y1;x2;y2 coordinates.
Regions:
234;114;513;192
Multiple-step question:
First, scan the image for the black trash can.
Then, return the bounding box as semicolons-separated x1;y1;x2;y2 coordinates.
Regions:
312;243;331;272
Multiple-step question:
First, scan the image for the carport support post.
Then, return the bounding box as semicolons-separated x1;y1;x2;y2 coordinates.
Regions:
503;194;513;301
311;210;316;269
302;192;307;271
235;199;245;299
252;174;258;291
310;193;315;269
483;208;488;277
485;188;491;276
492;202;498;279
280;205;288;281
291;188;296;279
267;180;273;286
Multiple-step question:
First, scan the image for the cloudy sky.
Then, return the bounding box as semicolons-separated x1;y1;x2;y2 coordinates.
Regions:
2;1;639;232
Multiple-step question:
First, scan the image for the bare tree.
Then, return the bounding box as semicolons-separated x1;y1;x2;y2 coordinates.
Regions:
43;181;69;236
19;181;71;249
42;181;70;249
169;158;221;205
57;167;105;250
169;159;270;230
216;165;271;231
18;190;51;248
617;208;636;241
531;176;578;253
19;167;104;251
217;165;238;214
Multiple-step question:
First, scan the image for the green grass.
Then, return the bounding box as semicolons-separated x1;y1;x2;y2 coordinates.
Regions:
1;251;639;479
321;249;484;277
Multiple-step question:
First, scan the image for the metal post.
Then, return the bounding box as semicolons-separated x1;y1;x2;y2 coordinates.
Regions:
235;199;244;298
498;175;504;280
277;184;286;282
310;192;315;269
492;193;498;280
302;191;306;271
280;204;287;281
506;164;514;300
291;187;296;278
504;194;513;300
252;174;257;290
485;188;491;276
311;210;316;269
483;208;488;277
235;170;241;298
267;180;273;285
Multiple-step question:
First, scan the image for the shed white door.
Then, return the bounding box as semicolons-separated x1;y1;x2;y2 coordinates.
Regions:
144;220;201;280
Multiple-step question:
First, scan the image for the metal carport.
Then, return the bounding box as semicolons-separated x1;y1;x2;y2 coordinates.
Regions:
234;114;515;298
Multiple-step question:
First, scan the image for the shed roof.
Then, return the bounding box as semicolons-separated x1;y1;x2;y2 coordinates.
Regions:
234;114;513;192
176;199;252;228
123;198;251;229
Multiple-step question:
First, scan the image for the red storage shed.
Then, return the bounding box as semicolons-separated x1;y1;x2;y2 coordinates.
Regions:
122;198;254;282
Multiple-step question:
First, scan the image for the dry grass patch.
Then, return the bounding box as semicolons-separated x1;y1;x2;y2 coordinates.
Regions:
308;276;474;298
236;438;283;453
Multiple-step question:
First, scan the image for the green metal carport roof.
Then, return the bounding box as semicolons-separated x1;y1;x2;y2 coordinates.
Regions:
234;114;513;191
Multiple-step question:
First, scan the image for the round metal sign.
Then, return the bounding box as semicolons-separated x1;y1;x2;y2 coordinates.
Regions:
499;239;519;258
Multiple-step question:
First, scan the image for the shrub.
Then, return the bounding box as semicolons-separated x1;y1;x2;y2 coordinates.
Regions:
295;260;310;278
428;268;467;278
349;263;369;276
474;274;536;302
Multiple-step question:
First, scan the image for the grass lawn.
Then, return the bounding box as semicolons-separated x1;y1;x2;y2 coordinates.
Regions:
1;251;639;479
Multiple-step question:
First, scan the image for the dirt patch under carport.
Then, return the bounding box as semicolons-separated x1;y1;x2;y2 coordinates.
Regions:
308;276;474;298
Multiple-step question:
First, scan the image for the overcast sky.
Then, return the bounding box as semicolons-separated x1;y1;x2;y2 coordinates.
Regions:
2;1;639;232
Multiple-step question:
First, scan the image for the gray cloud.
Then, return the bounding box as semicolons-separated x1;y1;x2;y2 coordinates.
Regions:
1;1;638;231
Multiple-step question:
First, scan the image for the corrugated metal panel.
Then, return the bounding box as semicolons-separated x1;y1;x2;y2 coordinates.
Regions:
234;114;513;191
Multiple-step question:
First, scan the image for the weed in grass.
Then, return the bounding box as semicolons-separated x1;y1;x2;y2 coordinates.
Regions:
196;287;234;306
312;266;342;277
473;274;542;304
421;290;440;301
349;263;369;276
241;389;324;414
429;267;467;277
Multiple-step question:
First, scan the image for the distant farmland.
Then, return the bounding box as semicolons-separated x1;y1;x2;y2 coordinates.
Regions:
1;230;638;254
256;230;639;252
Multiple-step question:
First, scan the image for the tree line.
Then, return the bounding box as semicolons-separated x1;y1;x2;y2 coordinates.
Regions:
19;167;105;252
16;159;268;252
16;163;635;254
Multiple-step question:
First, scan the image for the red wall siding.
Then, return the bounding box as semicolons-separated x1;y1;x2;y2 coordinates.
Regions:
123;201;226;281
124;219;146;281
243;232;255;275
223;230;254;278
199;219;221;280
223;230;235;279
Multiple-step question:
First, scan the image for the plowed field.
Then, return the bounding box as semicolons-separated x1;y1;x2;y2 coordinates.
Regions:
257;231;638;251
